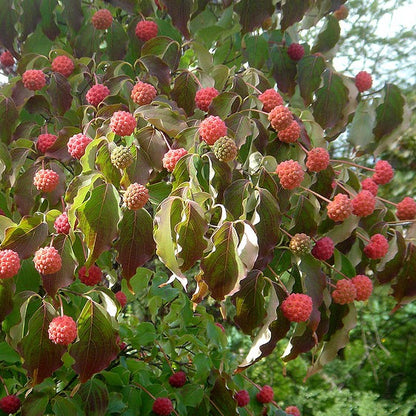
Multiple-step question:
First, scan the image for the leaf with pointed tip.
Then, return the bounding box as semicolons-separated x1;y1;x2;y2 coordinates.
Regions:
163;0;192;39
106;20;128;61
281;0;312;31
210;92;242;119
77;378;109;416
347;100;376;150
71;300;119;383
243;35;269;69
0;279;14;322
40;0;60;40
51;396;82;416
297;55;326;106
209;373;238;416
171;71;198;116
224;179;252;219
138;55;171;91
271;45;297;95
62;0;83;31
376;232;406;284
21;392;49;416
0;1;19;53
21;0;42;40
135;126;168;171
290;195;320;236
17;302;66;385
76;183;121;268
0;97;19;144
47;73;72;115
234;0;274;34
311;15;340;53
142;36;181;71
115;208;155;281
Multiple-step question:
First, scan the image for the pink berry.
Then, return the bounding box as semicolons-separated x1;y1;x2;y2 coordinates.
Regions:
311;237;334;261
86;84;110;107
372;160;394;185
256;385;274;404
195;87;219;111
51;55;74;77
198;116;227;145
268;105;293;131
331;279;356;304
234;390;250;407
48;315;77;345
115;291;127;308
33;246;62;275
123;183;149;210
351;275;373;301
306;148;330;172
169;371;186;388
92;9;113;30
351;190;376;217
327;194;352;222
258;88;284;113
162;148;188;172
287;43;304;61
275;160;304;190
110;111;136;136
33;169;60;192
363;234;389;259
0;249;20;279
285;406;301;416
277;120;300;143
37;133;57;153
54;212;70;234
78;265;102;286
131;81;157;106
0;51;15;67
152;397;173;416
0;395;21;414
67;133;92;159
281;293;313;322
135;20;158;42
361;178;378;196
22;69;46;91
396;197;416;220
355;71;372;92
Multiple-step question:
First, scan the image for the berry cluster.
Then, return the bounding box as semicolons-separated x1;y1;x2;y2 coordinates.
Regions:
289;233;313;255
0;249;20;280
110;146;134;170
212;137;238;162
78;265;102;286
110;111;136;136
258;88;284;112
327;193;352;222
33;246;62;275
22;69;46;91
92;9;113;30
67;133;92;159
37;133;57;153
33;169;60;192
363;234;389;259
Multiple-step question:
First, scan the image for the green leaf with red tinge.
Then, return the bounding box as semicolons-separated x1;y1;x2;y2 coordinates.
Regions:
115;208;156;281
21;0;42;41
48;73;73;116
0;0;19;53
21;392;49;416
142;36;181;71
163;0;192;39
376;231;406;284
71;300;119;383
234;0;274;34
281;0;312;31
105;20;129;61
17;302;66;385
0;279;14;322
135;126;168;171
77;378;109;416
40;0;60;40
0;96;19;144
224;179;252;219
289;195;320;236
297;55;326;106
171;71;198;116
271;45;297;95
311;15;340;53
62;0;83;32
209;373;238;416
138;55;171;91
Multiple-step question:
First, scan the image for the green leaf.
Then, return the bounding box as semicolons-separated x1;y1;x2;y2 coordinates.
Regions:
71;300;119;383
132;322;156;346
21;0;42;41
62;0;83;32
0;341;20;363
297;55;326;106
106;20;128;61
171;71;198;116
311;15;340;53
347;100;376;150
0;0;19;53
135;126;168;171
271;45;297;95
21;392;49;416
76;183;121;268
224;179;252;219
138;55;171;91
289;195;320;236
234;0;274;34
40;0;60;40
47;73;73;115
0;96;19;143
210;92;242;119
243;35;269;69
163;0;192;39
141;36;181;71
114;208;156;281
51;396;82;416
209;373;238;416
281;0;312;31
0;279;14;322
77;379;109;416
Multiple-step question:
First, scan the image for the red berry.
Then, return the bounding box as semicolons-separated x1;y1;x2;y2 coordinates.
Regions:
123;183;149;210
92;9;113;30
51;55;74;77
361;178;378;196
287;43;305;61
327;194;352;222
234;390;250;407
86;84;110;107
33;169;60;192
195;87;219;111
311;237;334;261
22;69;46;91
115;291;127;308
0;395;21;414
131;81;157;106
275;160;304;190
48;315;77;345
199;116;227;145
351;190;376;217
54;212;70;234
281;293;313;322
351;275;373;301
0;249;20;279
135;20;158;42
37;133;57;153
110;111;136;136
78;265;102;286
162;148;188;172
268;105;293;131
355;71;372;92
285;406;301;416
372;160;393;185
396;197;416;220
67;133;92;159
0;51;15;67
277;120;300;143
258;88;284;113
306;148;330;172
169;371;186;388
363;234;389;259
331;279;357;304
256;385;274;404
152;397;173;416
33;246;62;275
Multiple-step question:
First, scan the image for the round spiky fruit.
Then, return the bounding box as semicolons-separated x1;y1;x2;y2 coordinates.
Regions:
162;148;188;172
363;234;389;259
351;190;376;217
372;160;394;185
0;50;15;67
351;275;373;301
33;246;62;275
361;178;378;196
135;20;158;42
258;88;284;113
278;120;300;143
92;9;113;30
152;397;173;416
234;390;250;407
332;279;357;304
54;212;70;234
256;385;274;404
396;197;416;220
289;233;313;255
48;315;77;345
123;183;149;210
327;194;352;222
195;87;219;111
110;111;136;136
199;116;227;145
287;43;304;61
306;147;330;172
281;293;313;322
37;133;57;153
285;406;301;416
0;395;21;414
131;81;157;106
110;146;134;169
311;237;334;261
355;71;372;92
115;291;127;308
78;265;102;286
51;55;74;77
67;133;92;159
212;137;238;162
334;4;349;20
22;69;46;91
86;84;110;107
0;249;20;280
169;371;186;388
33;169;59;192
275;160;304;190
268;105;293;131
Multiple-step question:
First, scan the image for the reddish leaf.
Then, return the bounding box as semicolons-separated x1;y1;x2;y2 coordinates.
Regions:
123;146;153;187
163;0;192;39
271;45;297;95
106;20;128;61
376;232;406;284
135;127;168;171
47;73;73;116
224;179;252;219
0;278;14;322
142;36;181;71
0;97;19;143
62;0;83;32
21;0;42;40
138;55;171;91
171;71;198;116
234;0;274;34
209;373;238;416
281;0;312;31
311;16;340;53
